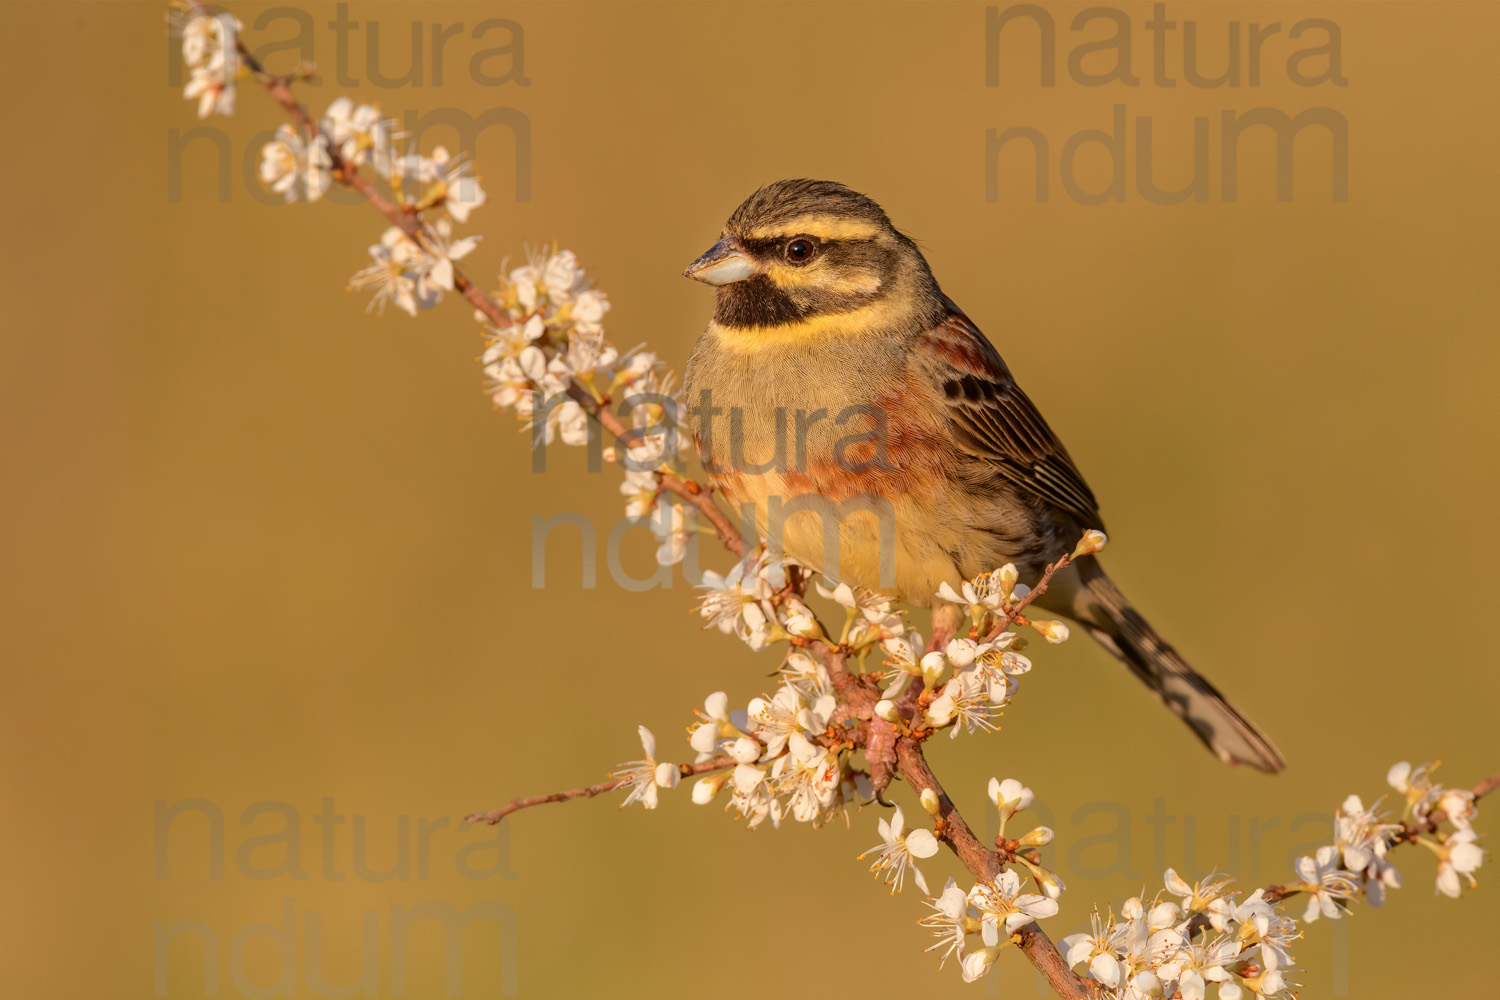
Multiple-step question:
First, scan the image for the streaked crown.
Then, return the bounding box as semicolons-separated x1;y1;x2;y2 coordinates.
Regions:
725;179;892;243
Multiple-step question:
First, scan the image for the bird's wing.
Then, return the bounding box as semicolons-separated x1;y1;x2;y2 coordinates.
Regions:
921;303;1103;528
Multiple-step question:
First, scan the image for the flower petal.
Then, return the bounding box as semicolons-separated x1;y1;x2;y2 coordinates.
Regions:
905;828;940;858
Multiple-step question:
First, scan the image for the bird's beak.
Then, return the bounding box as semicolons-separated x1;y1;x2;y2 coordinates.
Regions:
683;235;757;286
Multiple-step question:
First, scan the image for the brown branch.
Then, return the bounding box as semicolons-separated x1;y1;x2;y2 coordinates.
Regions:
239;48;515;330
895;737;1100;999
808;636;1097;997
811;641;875;713
216;21;423;253
567;386;745;557
464;757;736;825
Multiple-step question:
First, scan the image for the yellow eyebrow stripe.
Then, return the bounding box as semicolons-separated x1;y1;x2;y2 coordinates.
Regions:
744;214;885;242
764;262;882;295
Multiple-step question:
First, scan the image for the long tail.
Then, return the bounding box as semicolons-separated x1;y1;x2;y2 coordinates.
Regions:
1072;561;1284;773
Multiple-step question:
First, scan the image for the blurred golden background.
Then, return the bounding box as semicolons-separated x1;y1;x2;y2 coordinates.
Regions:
4;1;1498;997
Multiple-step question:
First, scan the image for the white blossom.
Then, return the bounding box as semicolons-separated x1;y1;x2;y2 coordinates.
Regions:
1334;794;1402;906
420;218;480;293
770;733;840;824
727;761;778;830
745;687;804;759
925;669;1000;738
1060;909;1126;989
180;15;239;118
542;248;586;303
1162;867;1236;917
1433;828;1484;898
258;124;331;203
1249;909;1300;973
647;497;694;567
1119;970;1164;1000
348;227;438;317
688;690;742;762
1436;787;1478;832
320;97;393;167
426;145;487;222
988;777;1035;822
967;869;1058;945
936;568;1005;618
1292;846;1358;921
780;598;821;639
777;650;834;701
919;878;975;969
860;804;940;894
610;726;679;810
617;348;658;384
1157;937;1241;1000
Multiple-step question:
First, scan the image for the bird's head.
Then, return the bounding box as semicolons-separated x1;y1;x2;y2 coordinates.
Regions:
683;179;941;335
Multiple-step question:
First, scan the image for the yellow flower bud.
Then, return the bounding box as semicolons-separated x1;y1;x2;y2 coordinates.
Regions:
1018;825;1054;847
1030;619;1070;644
1071;529;1107;559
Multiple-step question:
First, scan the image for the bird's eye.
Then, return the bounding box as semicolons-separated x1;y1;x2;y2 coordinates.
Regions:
784;238;815;263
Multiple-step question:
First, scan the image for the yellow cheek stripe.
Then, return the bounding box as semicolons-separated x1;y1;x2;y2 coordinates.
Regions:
708;296;915;349
764;261;882;295
744;215;886;242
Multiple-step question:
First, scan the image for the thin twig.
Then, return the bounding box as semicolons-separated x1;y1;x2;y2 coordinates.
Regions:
981;552;1074;645
465;757;736;825
1006;553;1071;621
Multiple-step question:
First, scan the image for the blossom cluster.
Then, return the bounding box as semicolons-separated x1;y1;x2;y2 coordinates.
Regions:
698;545;1091;739
482;248;695;565
689;677;862;833
608;555;907;828
616;552;1042;830
1047;864;1303;999
611;553;1079;933
611;546;1093;836
905;778;1063;982
1386;761;1484;898
611;686;863;832
172;41;493;309
171;49;702;565
697;553;907;652
613;620;863;831
1024;761;1486;998
296;99;487;316
177;11;238;118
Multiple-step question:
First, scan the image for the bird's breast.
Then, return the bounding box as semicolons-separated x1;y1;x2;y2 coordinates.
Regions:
683;327;964;599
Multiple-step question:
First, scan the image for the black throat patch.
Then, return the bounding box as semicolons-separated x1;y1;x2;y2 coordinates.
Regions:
712;274;814;328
